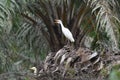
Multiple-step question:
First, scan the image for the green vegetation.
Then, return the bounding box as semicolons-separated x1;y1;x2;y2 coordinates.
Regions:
0;0;120;80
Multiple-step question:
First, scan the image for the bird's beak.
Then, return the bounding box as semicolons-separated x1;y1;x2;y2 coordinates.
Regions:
30;67;35;70
54;19;59;23
30;67;33;70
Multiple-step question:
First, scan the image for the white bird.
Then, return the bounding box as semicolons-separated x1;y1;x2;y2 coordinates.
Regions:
55;19;75;42
30;67;37;75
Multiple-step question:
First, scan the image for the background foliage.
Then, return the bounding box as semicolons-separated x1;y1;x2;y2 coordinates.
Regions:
0;0;120;80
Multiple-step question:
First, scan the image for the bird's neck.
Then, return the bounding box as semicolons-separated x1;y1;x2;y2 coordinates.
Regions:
59;22;65;30
34;68;37;75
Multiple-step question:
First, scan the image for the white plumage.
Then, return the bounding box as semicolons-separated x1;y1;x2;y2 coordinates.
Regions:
30;67;37;75
55;20;75;42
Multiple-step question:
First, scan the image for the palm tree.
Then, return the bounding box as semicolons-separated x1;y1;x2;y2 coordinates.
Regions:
15;0;120;51
15;0;95;51
0;1;47;79
0;0;120;80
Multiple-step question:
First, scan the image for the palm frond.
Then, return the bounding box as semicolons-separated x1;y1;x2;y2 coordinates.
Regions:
89;0;120;50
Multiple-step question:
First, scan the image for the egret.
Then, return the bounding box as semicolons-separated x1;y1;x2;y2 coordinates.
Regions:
30;67;44;76
30;67;37;75
55;19;75;42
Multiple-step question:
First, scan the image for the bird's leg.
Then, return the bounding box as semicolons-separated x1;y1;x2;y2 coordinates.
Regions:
71;42;74;48
66;40;75;49
70;42;74;49
67;40;70;46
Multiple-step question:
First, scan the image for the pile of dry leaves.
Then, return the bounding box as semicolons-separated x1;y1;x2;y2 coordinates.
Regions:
32;45;120;80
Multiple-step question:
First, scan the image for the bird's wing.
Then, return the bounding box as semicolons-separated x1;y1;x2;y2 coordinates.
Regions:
62;28;74;42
